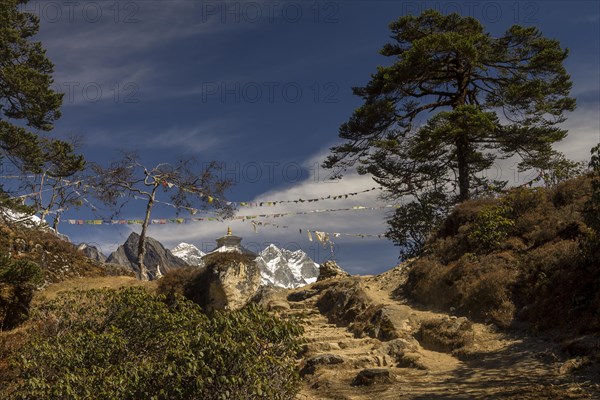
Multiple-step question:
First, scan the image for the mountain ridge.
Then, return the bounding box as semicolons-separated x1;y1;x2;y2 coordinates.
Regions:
171;242;205;266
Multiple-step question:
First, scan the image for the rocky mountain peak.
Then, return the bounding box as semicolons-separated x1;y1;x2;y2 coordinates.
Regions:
106;232;188;280
76;243;107;263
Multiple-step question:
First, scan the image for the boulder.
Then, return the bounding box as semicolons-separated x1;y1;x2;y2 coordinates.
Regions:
316;278;370;328
351;369;392;386
317;260;349;281
416;317;474;353
352;305;400;341
201;252;261;312
287;288;319;302
382;338;420;361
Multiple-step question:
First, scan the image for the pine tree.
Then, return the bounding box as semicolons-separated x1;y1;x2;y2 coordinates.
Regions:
1;1;84;209
323;10;576;258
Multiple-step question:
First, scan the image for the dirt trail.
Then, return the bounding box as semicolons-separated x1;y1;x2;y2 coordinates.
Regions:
281;265;600;399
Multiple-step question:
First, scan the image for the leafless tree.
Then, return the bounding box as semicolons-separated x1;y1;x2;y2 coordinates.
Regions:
20;136;86;231
91;153;234;280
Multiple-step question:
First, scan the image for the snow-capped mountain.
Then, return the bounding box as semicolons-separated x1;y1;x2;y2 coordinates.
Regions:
171;242;206;266
255;244;319;289
170;242;319;288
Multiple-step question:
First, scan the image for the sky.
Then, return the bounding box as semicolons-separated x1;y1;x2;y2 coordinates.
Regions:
8;0;600;275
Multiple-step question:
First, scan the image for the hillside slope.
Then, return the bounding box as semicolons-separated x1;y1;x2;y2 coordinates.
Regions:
0;218;106;284
403;175;599;332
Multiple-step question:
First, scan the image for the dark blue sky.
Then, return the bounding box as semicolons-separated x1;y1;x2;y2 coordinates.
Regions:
14;1;600;274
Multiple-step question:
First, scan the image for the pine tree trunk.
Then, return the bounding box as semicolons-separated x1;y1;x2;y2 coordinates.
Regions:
455;72;470;202
456;136;470;202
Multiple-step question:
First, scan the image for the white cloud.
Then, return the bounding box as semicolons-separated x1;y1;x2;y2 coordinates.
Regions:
556;103;600;159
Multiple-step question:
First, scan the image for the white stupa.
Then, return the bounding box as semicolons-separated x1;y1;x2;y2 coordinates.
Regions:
204;227;256;256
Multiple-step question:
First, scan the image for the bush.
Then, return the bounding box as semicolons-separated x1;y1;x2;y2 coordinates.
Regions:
10;287;303;400
202;252;257;269
156;266;203;299
0;253;43;330
467;205;514;252
0;220;105;285
386;191;450;260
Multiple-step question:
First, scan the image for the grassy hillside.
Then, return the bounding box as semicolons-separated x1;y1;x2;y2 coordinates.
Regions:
404;175;599;332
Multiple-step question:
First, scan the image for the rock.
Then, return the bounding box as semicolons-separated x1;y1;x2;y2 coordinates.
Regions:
251;285;286;308
316;278;371;328
352;306;400;341
200;252;262;312
302;342;341;355
559;357;591;375
561;335;600;357
397;353;428;370
382;338;420;362
287;288;319;302
267;300;291;312
106;232;188;280
416;317;474;353
300;354;345;376
351;369;392;386
317;260;350;281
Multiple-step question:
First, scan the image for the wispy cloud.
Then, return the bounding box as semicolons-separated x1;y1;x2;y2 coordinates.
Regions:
556;102;600;158
143;122;232;153
117;148;398;273
34;1;258;105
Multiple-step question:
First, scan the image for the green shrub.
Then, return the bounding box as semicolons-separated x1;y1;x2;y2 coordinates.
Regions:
386;191;451;260
11;287;303;400
0;253;43;330
467;205;514;252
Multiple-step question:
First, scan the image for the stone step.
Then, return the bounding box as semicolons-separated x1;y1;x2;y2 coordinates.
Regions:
284;307;321;315
337;339;370;350
304;318;340;331
289;302;309;310
304;335;354;343
304;324;353;337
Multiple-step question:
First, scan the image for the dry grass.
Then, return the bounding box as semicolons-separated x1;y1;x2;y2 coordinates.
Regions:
34;276;158;304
